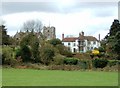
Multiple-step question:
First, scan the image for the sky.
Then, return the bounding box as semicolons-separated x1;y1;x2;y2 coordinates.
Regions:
0;0;119;40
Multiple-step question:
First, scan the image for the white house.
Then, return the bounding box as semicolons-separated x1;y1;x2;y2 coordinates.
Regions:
62;32;101;53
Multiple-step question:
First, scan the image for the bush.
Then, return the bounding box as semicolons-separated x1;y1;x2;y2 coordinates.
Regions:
64;58;78;65
78;60;90;69
92;58;108;68
15;47;21;58
20;44;32;62
53;54;65;65
56;44;73;57
0;46;1;65
40;44;55;65
108;60;119;67
2;46;14;65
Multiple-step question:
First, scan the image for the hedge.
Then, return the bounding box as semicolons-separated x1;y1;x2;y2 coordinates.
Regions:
92;58;108;68
64;58;78;65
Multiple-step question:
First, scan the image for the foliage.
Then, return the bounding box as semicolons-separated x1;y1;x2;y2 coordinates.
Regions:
108;60;119;67
2;46;17;66
92;50;99;55
53;54;65;65
20;44;32;62
109;19;120;36
40;44;55;65
55;44;73;57
19;32;41;62
15;47;21;58
49;38;62;46
78;60;90;69
98;47;105;52
30;34;40;62
103;19;120;60
0;25;11;45
64;58;78;65
113;31;120;59
92;58;108;68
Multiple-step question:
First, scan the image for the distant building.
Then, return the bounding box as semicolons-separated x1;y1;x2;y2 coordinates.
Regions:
14;26;56;41
62;32;101;53
43;26;56;40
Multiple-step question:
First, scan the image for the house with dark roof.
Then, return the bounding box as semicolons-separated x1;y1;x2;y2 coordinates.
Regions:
62;32;100;53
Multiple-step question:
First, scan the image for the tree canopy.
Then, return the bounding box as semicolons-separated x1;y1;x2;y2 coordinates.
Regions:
104;19;120;59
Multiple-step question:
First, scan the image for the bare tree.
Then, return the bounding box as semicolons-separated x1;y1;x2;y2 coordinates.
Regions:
22;19;43;33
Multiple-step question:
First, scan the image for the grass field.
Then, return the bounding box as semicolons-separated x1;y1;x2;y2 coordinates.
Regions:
2;68;118;86
0;68;2;87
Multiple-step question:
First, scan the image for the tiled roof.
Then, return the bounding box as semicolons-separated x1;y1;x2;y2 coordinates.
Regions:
62;37;78;42
84;36;98;41
62;36;98;42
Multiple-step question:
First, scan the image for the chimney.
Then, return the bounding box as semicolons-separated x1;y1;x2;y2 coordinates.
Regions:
79;32;81;37
62;33;64;40
81;31;84;36
98;34;100;42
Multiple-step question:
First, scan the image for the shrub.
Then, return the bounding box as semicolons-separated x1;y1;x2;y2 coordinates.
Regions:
2;46;14;65
15;47;21;58
98;47;105;52
49;38;62;46
74;53;91;60
53;54;65;65
64;58;78;65
108;60;119;67
78;60;90;69
20;44;32;62
92;58;108;68
40;44;55;65
56;44;73;57
0;46;1;65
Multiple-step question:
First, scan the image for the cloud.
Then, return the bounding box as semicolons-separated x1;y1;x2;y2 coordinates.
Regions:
2;1;118;15
2;11;116;40
1;1;118;40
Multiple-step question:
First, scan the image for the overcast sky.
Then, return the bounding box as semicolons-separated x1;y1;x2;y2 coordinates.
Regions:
0;0;119;40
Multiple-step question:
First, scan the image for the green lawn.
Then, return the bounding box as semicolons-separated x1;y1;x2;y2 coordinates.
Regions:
2;68;118;86
0;68;2;87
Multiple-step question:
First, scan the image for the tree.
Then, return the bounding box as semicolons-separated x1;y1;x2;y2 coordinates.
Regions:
56;44;73;57
49;38;62;46
22;19;43;33
109;19;120;36
20;44;32;62
0;25;10;45
40;44;55;65
103;19;120;59
30;33;40;63
113;31;120;59
19;32;41;62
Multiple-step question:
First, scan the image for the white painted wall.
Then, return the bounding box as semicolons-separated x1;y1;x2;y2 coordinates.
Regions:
63;39;100;53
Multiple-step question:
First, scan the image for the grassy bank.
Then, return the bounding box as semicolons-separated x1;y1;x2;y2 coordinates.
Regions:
2;68;118;86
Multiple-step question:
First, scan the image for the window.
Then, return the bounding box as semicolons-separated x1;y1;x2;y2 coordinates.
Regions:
87;47;90;50
73;43;76;46
91;47;93;50
93;41;96;44
88;41;91;44
68;43;70;45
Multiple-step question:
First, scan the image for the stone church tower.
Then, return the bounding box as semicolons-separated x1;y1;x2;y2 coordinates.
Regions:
43;26;56;40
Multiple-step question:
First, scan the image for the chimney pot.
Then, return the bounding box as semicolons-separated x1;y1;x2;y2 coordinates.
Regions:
62;33;64;40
